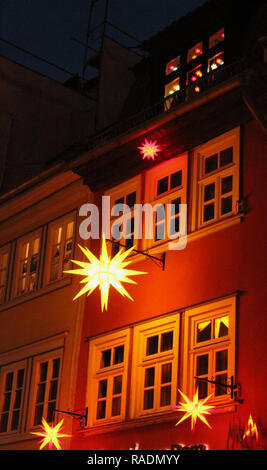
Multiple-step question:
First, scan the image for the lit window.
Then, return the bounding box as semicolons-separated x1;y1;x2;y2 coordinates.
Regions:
165;56;180;75
194;128;240;228
32;353;62;426
209;28;225;49
0;362;26;433
14;232;41;297
187;42;203;62
144;154;187;251
182;296;236;404
130;315;179;418
187;64;203;85
0;246;10;305
164;77;180;97
46;214;75;283
87;330;130;426
105;176;141;255
208;51;224;72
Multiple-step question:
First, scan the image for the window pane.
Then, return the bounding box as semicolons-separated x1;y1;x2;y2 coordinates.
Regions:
204;203;215;222
220;147;233;167
171;198;181;216
161;363;172;384
115;197;124;206
216;350;228;372
11;410;20;431
204;183;215;202
165;56;180;75
13;389;22;409
17;369;24;389
98;380;107;399
161;332;173;352
114;345;124;365
111;396;121;416
196;354;209;376
197;321;211;342
126;191;136;208
214;316;229;338
47;402;55;423
36;383;46;403
221;196;232;215
208;51;224;72
40;362;48;382
52;359;60;379
215;373;228;396
146;336;158;356
157;177;169;195
155;222;165;241
34;404;43;425
145;368;155;387
101;349;111;368
143;389;154;410
96;400;106;419
48;381;58;401
205;154;218;174
222;175;232;195
113;375;122;395
209;28;225;48
2;393;11;412
5;372;13;391
187;65;203;84
160;385;171;407
165;77;180;97
196;379;208;399
187;42;203;62
0;413;8;433
170;170;182;189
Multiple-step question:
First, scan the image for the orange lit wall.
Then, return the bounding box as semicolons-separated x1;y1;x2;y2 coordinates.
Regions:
71;120;267;450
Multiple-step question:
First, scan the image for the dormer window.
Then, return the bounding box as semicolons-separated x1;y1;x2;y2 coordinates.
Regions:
209;28;225;49
187;42;203;62
165;56;180;76
208;51;224;72
164;77;180;98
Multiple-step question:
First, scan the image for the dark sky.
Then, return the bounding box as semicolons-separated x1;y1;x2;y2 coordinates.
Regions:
0;0;207;82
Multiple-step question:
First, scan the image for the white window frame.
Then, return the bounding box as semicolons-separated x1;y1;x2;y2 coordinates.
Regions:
0;360;27;435
130;314;180;420
104;176;141;255
192;127;240;231
28;349;63;430
0;244;11;305
44;212;76;285
12;229;42;299
143;153;188;253
182;296;236;407
86;329;130;427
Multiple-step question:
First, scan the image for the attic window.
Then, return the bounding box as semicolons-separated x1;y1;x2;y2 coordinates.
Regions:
165;56;180;75
187;42;203;62
209;28;225;49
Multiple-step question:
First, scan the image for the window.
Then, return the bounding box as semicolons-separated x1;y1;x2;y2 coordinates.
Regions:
208;51;224;72
182;296;236;405
0;246;10;305
187;64;203;85
31;352;62;427
144;154;188;251
0;361;26;433
87;330;130;426
164;77;180;98
209;28;225;49
130;315;179;418
193;128;240;228
165;56;180;76
187;42;203;62
46;213;75;283
105;176;141;255
14;231;41;297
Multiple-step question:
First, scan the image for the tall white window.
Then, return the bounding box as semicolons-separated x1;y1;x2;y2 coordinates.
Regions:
130;315;180;419
46;213;75;283
182;296;236;406
193;128;240;229
14;231;41;297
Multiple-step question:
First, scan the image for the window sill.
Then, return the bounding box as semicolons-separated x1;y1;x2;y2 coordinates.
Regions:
0;277;72;313
78;401;238;437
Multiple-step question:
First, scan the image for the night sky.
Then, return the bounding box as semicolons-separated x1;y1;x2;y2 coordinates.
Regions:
0;0;207;82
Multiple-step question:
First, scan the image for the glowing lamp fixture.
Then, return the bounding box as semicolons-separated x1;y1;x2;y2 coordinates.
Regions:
31;418;70;450
173;389;215;431
243;414;258;441
65;237;146;311
138;138;161;160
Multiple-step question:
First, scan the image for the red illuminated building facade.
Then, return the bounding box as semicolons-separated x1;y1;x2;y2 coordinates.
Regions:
0;0;266;451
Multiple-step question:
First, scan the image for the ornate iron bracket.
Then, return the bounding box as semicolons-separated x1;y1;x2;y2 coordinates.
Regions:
194;376;240;400
53;407;88;427
107;239;166;271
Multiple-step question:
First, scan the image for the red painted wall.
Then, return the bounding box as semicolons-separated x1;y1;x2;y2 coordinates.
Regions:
71;121;267;450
